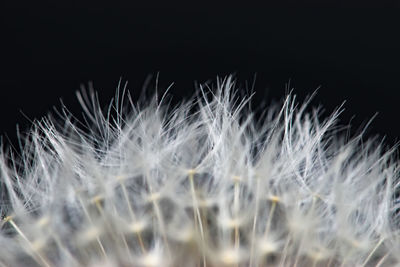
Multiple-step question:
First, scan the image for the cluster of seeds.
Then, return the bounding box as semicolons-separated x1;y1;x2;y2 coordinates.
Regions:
0;77;399;266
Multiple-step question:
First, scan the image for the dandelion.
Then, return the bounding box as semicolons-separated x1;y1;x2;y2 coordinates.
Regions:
0;76;399;266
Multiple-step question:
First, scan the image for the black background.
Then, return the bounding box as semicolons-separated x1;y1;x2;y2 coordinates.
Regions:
1;5;400;147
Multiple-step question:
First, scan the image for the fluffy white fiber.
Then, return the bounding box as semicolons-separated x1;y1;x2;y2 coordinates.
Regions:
0;76;399;267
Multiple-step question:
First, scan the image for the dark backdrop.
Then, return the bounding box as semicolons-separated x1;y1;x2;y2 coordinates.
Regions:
1;6;400;147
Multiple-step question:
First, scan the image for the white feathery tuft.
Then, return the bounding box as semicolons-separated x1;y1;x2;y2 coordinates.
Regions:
0;76;399;267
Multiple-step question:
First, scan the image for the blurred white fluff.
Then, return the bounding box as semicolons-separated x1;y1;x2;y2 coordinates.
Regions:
0;76;399;267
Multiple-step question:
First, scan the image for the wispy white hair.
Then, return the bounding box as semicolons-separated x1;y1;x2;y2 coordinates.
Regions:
0;76;399;267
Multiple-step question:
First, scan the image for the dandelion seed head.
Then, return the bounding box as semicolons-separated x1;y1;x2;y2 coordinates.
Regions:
0;75;399;266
